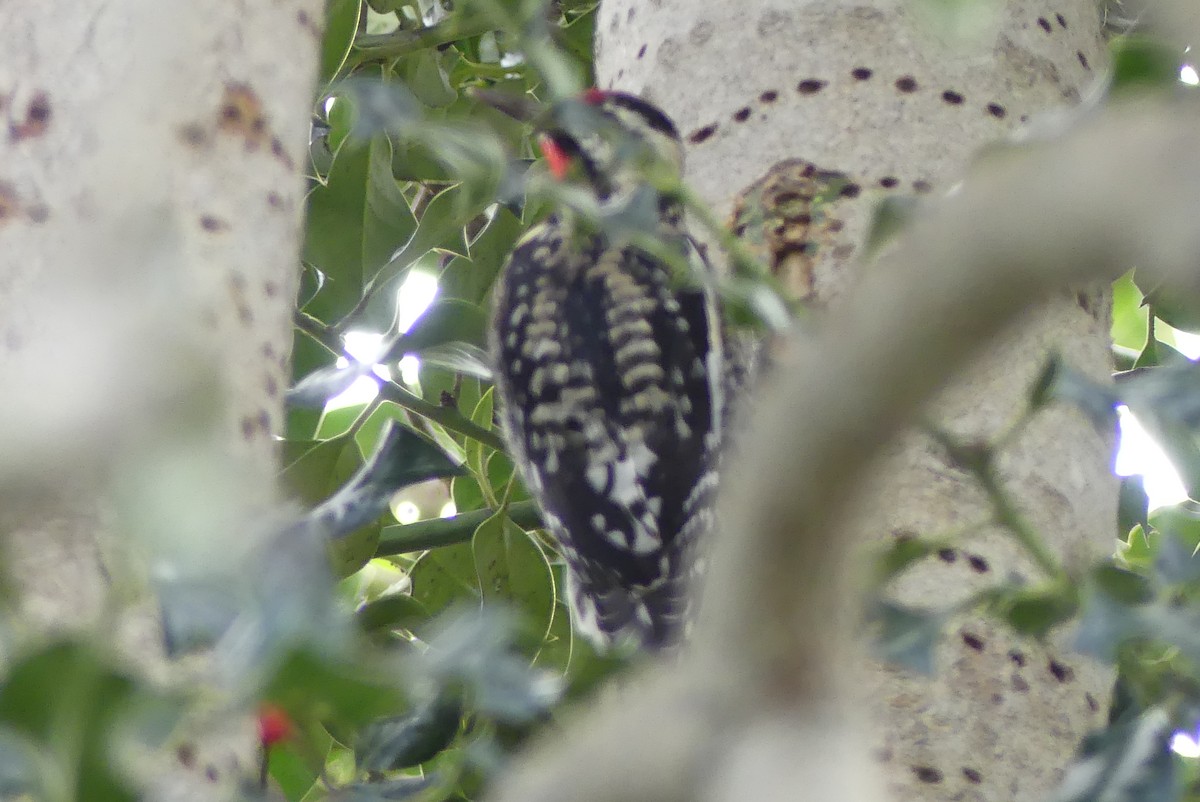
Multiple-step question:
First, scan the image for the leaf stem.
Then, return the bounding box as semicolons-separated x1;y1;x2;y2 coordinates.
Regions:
376;380;507;452
347;17;497;68
377;500;542;555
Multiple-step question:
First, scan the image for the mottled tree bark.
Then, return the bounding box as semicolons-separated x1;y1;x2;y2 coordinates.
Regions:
0;1;321;797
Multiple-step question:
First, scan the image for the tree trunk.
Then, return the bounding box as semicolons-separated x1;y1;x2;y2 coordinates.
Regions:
595;1;1114;800
0;1;321;797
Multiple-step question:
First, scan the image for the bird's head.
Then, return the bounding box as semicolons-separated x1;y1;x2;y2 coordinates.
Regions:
478;88;682;202
537;89;682;200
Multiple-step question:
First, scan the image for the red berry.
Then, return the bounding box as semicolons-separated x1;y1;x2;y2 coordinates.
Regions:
257;704;293;747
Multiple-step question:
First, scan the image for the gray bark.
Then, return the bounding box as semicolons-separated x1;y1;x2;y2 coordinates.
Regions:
0;1;321;797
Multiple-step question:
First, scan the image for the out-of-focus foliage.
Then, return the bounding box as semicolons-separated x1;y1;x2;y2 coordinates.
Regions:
4;3;1200;800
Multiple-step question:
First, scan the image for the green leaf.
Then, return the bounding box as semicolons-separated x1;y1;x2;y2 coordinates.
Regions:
363;140;419;274
1112;272;1150;353
267;737;325;802
321;0;363;85
304;137;416;324
372;184;473;288
398;50;459;108
1144;283;1200;334
282;437;355;505
440;205;524;304
560;3;599;72
388;298;488;357
473;512;555;637
409;543;480;616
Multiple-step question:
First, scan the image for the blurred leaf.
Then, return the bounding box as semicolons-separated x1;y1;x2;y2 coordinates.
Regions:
1030;355;1118;427
304;422;462;575
288;330;335;440
0;726;44;798
357;594;431;636
337;77;425;139
1092;564;1155;605
1151;509;1200;585
417;342;494;381
863;195;919;257
999;585;1079;639
869;600;943;675
416;609;560;724
340;774;441;800
216;518;353;682
0;641;139;802
1047;707;1176;802
1109;36;1185;94
261;648;406;733
1075;586;1143;662
289;362;373;409
1119;475;1151;537
356;694;463;772
873;535;940;583
1132;411;1200;500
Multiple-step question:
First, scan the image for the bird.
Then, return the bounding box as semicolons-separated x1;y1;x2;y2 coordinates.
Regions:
487;89;723;650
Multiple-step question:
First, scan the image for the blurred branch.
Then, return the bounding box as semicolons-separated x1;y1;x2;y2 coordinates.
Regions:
486;97;1200;802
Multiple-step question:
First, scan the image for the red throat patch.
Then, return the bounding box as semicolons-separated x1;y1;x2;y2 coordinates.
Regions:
539;135;572;180
582;87;608;105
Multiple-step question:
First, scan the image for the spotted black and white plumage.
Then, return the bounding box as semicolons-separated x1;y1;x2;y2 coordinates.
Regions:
489;91;722;650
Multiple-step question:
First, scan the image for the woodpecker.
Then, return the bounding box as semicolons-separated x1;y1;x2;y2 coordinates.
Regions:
488;90;722;650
